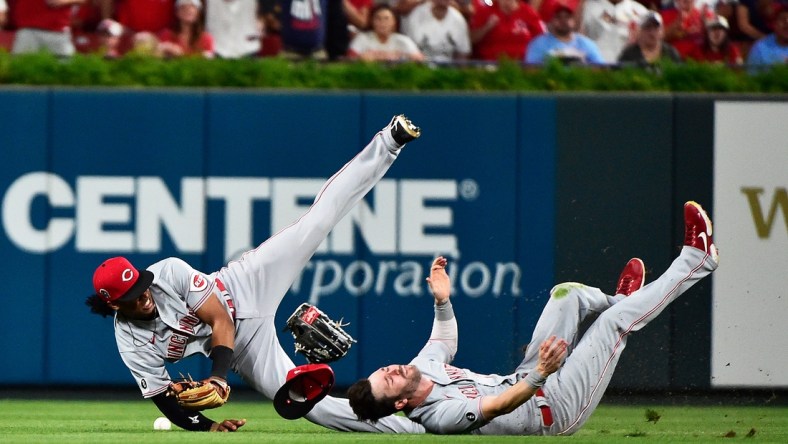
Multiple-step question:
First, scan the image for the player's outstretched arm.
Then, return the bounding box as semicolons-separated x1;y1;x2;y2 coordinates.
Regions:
424;256;458;359
479;336;567;421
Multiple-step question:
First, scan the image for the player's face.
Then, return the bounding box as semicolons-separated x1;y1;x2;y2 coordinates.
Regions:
113;289;157;320
368;364;421;401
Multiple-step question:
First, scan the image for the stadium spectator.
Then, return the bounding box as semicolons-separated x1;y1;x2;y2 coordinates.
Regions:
104;0;176;34
470;0;545;61
0;0;7;29
746;3;788;68
533;0;581;22
661;0;716;58
73;0;105;32
618;11;682;66
392;0;427;33
348;4;424;61
156;0;214;58
525;2;605;64
715;0;751;48
97;18;125;58
71;1;112;53
582;0;649;64
323;0;372;60
12;0;86;57
325;0;350;60
204;0;262;58
402;0;472;62
259;0;283;56
686;14;744;64
279;0;328;59
736;0;780;42
345;0;373;31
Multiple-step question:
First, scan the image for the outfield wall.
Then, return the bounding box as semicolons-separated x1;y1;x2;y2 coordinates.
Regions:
0;89;785;391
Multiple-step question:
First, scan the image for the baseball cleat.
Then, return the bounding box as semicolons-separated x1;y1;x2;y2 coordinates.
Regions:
684;201;719;264
615;258;645;296
388;114;421;146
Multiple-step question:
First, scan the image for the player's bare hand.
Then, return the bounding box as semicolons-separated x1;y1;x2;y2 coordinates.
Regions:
535;335;568;376
210;418;246;432
426;256;451;304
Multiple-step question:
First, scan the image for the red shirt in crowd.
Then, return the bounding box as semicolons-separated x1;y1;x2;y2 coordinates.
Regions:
661;6;715;58
471;1;545;61
157;29;214;56
116;0;175;33
348;0;372;11
12;0;73;32
686;42;742;65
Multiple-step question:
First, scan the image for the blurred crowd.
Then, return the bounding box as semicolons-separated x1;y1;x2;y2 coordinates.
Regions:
0;0;785;69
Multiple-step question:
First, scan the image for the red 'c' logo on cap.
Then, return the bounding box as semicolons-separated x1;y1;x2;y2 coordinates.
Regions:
122;269;134;282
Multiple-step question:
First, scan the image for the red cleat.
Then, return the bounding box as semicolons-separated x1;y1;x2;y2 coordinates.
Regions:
684;201;719;263
615;258;645;296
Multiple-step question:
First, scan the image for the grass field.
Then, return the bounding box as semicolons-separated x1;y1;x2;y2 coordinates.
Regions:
1;398;787;443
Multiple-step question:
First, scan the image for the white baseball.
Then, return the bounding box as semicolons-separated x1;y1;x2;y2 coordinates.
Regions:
153;416;172;431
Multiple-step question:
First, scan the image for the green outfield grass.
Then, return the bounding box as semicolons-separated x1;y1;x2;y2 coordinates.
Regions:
1;399;786;443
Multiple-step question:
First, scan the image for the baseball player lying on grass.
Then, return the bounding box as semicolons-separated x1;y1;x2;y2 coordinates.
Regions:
348;201;719;435
85;115;426;433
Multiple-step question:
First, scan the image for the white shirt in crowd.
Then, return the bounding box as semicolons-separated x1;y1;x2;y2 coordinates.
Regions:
582;0;649;64
349;32;423;60
402;2;471;62
205;0;261;58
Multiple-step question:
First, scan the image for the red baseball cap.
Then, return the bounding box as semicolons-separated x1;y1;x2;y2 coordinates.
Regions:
93;257;154;302
274;364;335;420
547;1;577;21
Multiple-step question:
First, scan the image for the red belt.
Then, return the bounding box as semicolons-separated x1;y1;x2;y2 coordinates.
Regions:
535;388;553;427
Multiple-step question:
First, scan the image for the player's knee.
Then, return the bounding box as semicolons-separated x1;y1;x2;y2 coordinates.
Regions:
549;282;586;299
598;309;628;333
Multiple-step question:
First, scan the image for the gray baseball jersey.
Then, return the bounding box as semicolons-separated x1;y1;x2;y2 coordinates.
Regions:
113;127;425;433
406;246;717;435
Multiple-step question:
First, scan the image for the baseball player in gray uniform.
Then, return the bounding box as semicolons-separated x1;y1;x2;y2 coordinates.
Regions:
85;115;426;433
348;201;719;435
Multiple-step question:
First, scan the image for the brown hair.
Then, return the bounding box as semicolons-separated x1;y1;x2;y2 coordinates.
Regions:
346;379;400;422
86;294;115;317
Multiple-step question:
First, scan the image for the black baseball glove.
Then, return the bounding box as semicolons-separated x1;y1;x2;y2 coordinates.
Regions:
284;303;356;363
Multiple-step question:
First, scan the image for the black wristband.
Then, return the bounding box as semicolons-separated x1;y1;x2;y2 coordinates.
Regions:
210;345;234;380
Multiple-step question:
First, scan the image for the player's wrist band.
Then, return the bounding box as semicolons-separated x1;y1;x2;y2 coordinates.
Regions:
210;345;234;380
434;300;454;321
524;370;547;389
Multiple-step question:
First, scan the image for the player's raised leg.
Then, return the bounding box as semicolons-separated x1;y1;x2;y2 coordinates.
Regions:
551;201;719;435
217;115;421;317
516;257;645;373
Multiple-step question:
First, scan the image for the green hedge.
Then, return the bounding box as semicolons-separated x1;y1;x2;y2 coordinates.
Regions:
0;51;786;92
